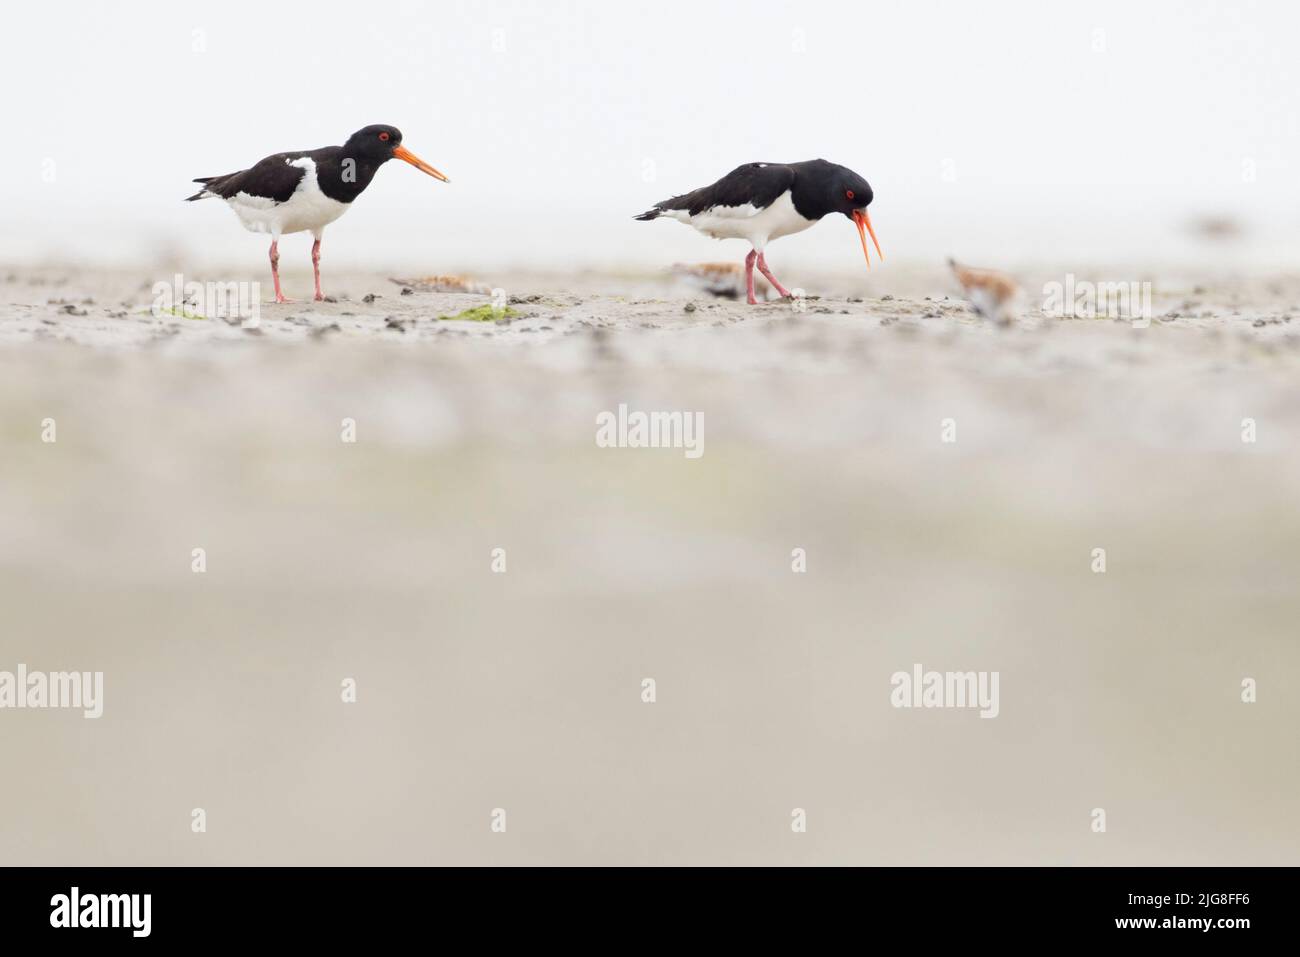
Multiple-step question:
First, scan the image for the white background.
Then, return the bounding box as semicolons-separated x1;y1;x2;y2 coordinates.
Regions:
1;0;1295;270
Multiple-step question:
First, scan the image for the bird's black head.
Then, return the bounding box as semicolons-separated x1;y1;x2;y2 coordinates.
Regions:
806;160;881;270
828;165;874;219
343;125;450;182
344;124;404;161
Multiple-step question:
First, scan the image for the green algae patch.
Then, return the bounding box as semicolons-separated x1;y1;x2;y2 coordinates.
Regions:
146;306;206;320
437;305;520;322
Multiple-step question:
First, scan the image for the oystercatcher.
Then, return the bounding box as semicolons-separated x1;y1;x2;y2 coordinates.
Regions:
186;125;448;302
635;159;881;305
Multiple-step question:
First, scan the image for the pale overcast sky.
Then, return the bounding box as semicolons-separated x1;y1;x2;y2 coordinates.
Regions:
1;0;1295;270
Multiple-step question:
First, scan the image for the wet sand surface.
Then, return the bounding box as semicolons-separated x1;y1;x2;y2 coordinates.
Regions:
1;265;1298;864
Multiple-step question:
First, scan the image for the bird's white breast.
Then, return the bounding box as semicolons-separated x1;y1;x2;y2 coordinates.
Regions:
226;157;351;238
667;190;814;250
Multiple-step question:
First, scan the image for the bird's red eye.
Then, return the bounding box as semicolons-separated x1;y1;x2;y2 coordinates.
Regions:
379;132;390;141
845;189;855;201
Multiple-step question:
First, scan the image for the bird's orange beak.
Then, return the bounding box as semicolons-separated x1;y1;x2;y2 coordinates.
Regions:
851;209;882;269
393;145;450;183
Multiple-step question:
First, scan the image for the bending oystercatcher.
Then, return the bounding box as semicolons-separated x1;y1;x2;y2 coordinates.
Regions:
186;125;448;302
636;159;882;305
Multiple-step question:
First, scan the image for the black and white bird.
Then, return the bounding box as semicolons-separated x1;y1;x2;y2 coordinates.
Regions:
186;125;448;302
636;159;882;304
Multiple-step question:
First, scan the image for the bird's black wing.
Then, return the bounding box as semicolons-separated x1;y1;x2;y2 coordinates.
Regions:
186;151;309;202
635;163;796;219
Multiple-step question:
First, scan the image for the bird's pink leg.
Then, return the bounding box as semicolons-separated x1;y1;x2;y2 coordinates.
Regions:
269;240;292;303
745;249;758;305
311;238;324;302
756;252;792;299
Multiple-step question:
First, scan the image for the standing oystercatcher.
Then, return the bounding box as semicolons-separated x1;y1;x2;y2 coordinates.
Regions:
635;159;881;305
186;125;449;302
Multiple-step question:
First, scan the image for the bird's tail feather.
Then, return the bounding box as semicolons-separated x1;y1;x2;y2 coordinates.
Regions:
633;208;661;221
185;175;224;202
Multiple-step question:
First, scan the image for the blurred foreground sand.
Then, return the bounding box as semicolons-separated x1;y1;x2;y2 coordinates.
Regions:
1;264;1298;865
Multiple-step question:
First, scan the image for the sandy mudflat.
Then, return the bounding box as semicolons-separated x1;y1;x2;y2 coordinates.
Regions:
1;263;1298;865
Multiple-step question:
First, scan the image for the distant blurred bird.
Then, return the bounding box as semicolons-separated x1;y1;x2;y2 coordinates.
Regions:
1189;215;1244;241
948;258;1019;326
187;125;449;303
671;262;772;301
636;159;882;305
390;275;493;295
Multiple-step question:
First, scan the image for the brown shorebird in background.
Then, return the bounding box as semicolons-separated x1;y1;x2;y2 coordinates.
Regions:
672;262;773;301
390;275;493;295
948;258;1019;326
